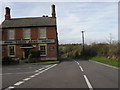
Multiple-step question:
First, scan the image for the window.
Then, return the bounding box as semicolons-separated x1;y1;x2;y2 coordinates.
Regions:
8;45;15;57
23;28;30;39
39;28;46;38
40;45;46;56
8;29;14;40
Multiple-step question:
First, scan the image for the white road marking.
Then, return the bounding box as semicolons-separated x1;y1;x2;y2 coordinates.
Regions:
35;70;39;72
83;75;93;90
23;78;31;81
14;81;24;86
30;75;36;78
74;61;84;72
37;64;57;74
35;73;39;76
8;86;15;89
35;65;52;72
76;62;79;65
79;66;84;71
5;64;57;89
90;60;119;70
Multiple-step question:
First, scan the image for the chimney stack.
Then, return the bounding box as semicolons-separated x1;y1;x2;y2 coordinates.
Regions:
51;4;56;18
5;7;11;20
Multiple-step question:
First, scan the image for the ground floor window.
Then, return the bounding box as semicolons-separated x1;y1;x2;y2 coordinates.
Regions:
39;45;46;56
8;45;15;57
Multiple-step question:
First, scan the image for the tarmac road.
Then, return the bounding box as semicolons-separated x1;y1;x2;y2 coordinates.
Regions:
2;60;119;90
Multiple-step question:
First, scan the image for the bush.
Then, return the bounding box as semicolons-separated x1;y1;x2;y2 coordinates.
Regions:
27;50;40;63
2;56;12;65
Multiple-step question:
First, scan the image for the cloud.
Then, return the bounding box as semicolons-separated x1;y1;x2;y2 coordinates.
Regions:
57;2;118;44
0;2;118;44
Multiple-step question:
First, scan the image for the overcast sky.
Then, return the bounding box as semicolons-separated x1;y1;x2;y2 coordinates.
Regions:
0;2;118;44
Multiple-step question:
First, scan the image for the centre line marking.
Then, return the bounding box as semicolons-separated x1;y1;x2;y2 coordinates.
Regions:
14;81;24;86
8;86;15;89
30;75;36;78
23;78;31;81
79;66;84;71
83;75;93;90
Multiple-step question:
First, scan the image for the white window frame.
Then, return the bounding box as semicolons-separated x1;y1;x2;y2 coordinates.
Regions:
8;45;15;57
39;27;46;38
23;28;30;39
8;29;15;40
39;44;47;56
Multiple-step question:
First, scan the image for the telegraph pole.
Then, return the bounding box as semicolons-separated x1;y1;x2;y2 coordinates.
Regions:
81;31;85;55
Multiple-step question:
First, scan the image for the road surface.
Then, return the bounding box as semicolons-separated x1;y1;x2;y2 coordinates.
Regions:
2;60;119;90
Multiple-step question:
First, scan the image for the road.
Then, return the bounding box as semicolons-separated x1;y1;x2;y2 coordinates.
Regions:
2;60;119;90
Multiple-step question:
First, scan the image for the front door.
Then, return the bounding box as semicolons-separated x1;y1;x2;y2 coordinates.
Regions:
24;49;30;58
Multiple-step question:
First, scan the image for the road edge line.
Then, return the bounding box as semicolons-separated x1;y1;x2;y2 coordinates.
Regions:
89;60;119;70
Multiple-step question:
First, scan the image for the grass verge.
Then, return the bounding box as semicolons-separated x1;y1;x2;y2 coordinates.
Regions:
32;60;60;65
90;57;120;67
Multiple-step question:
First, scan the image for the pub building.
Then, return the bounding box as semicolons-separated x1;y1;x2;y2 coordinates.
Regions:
1;5;58;61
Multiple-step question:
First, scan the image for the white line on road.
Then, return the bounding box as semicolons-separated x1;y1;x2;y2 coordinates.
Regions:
37;64;57;74
35;65;52;72
23;78;31;81
83;75;93;90
14;81;24;86
8;86;15;89
79;66;84;71
5;64;57;90
30;75;36;78
89;60;119;70
34;73;39;76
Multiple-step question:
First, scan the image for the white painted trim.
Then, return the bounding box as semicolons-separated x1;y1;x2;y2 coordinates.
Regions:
8;45;16;57
39;44;47;56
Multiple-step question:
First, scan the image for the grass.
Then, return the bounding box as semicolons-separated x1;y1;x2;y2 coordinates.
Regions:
32;60;60;65
90;57;120;67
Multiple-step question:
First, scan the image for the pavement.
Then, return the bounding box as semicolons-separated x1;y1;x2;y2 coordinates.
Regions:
2;60;119;90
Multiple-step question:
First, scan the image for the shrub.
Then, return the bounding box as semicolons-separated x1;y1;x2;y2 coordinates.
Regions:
2;56;12;65
27;50;40;63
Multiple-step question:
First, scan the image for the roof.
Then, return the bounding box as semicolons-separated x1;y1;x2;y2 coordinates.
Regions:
1;17;56;28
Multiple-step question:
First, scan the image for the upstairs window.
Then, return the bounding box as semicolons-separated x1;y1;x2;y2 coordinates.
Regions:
8;29;14;40
23;28;30;39
39;27;46;38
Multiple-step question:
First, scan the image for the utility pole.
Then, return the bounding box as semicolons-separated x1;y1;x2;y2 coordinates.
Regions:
81;31;85;55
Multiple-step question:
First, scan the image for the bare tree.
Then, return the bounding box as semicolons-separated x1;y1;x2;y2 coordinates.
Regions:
106;33;114;44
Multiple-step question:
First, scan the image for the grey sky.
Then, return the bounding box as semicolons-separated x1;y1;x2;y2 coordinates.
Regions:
0;2;118;44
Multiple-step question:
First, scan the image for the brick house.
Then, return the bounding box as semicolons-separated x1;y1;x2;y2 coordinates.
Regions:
1;5;58;61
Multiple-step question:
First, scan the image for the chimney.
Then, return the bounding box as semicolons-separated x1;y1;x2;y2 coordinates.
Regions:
51;4;56;18
5;7;11;20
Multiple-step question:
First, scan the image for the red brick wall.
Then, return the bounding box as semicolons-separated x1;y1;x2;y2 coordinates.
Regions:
31;27;38;39
15;28;23;39
16;45;23;58
2;46;8;56
47;27;56;39
2;27;58;59
47;44;57;58
2;29;7;40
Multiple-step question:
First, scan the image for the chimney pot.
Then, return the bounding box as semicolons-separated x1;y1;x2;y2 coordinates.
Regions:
5;7;11;20
51;4;56;18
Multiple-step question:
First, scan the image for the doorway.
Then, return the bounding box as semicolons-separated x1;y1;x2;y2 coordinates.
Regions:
24;49;30;58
